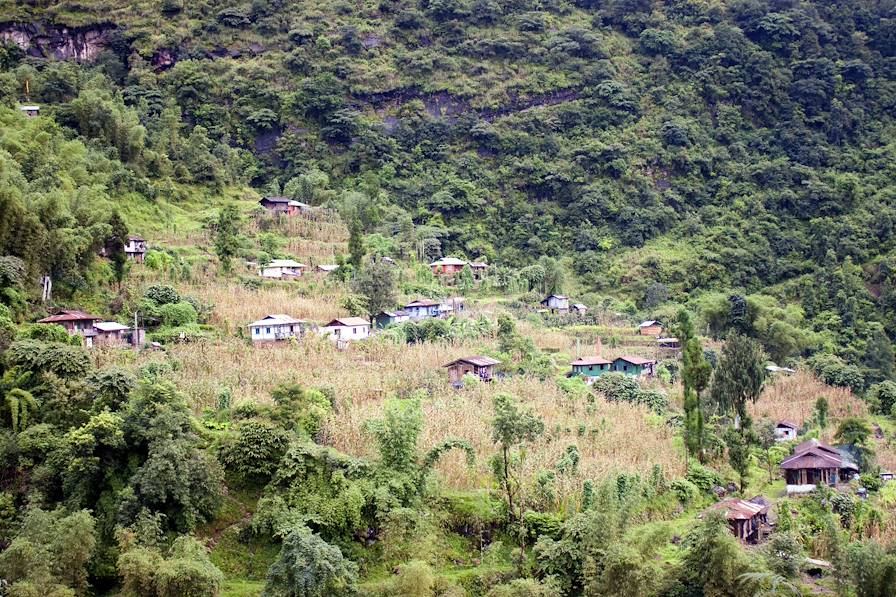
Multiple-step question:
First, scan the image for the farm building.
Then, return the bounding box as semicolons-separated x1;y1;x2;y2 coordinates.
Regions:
571;303;588;314
444;356;501;383
657;337;681;350
469;262;488;280
570;357;612;382
404;299;442;320
19;105;39;117
125;236;147;262
92;321;144;348
540;294;569;314
258;196;311;216
774;420;799;441
37;309;101;336
248;314;310;343
638;320;663;336
780;439;859;492
704;497;771;543
430;257;468;276
374;310;410;329
319;317;371;342
612;356;657;377
259;259;306;279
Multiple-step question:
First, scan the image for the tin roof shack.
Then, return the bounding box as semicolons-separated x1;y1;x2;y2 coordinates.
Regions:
19;105;39;117
774;420;799;442
780;439;859;493
248;314;310;343
570;357;612;383
374;310;410;329
540;294;569;314
612;356;657;377
319;317;371;343
638;320;663;336
430;257;468;276
438;297;466;318
37;309;102;338
124;236;147;263
404;299;442;320
705;497;771;543
316;264;338;274
444;356;501;384
571;303;588;314
92;321;131;348
259;259;306;280
469;262;488;280
259;197;311;216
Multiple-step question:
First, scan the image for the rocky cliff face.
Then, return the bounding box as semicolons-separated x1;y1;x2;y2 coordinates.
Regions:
0;22;115;62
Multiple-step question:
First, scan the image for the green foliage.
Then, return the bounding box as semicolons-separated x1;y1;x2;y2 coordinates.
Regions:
709;334;766;421
214;204;241;273
592;373;668;413
491;393;544;524
118;534;223;597
352;261;397;319
159;301;198;326
263;525;358;597
839;540;896;597
220;420;291;484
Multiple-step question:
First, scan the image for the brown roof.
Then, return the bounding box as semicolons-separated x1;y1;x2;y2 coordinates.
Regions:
776;420;799;430
779;438;856;471
707;498;770;520
444;356;501;368
571;356;611;366
794;438;839;457
38;309;101;323
615;355;656;365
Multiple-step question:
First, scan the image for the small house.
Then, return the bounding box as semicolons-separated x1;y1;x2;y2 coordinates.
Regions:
469;262;488;280
638;320;663;336
258;196;310;216
319;317;371;342
780;439;859;492
125;236;147;263
570;357;612;383
540;294;570;314
766;365;796;375
612;356;657;377
374;310;409;329
444;356;501;383
259;259;306;279
316;264;338;274
774;420;799;442
880;471;894;483
430;257;468;276
404;299;442;320
571;303;588;314
657;337;681;350
19;105;39;118
248;314;309;343
705;497;770;543
438;297;465;318
37;309;102;337
92;322;135;348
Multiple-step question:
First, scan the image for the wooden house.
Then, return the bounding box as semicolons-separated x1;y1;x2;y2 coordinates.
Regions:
91;321;143;348
705;497;770;543
638;320;663;336
570;357;612;383
374;310;409;329
774;420;799;442
404;299;442;320
125;236;147;263
657;337;681;350
780;439;859;491
438;297;465;318
259;259;306;279
540;294;570;314
571;303;588;314
612;356;657;377
429;257;468;276
444;356;501;383
319;317;371;342
37;309;101;337
316;264;338;274
248;314;309;343
469;262;488;280
19;105;39;118
258;196;310;216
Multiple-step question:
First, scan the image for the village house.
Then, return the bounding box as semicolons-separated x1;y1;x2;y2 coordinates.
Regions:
248;314;310;343
657;337;681;350
612;356;657;377
780;439;859;493
705;497;771;543
570;357;612;383
319;317;371;343
541;294;570;314
258;196;311;216
429;257;468;276
92;321;143;348
774;420;799;442
374;310;410;329
259;259;306;279
571;303;588;314
469;262;488;280
438;297;466;318
37;309;102;336
316;264;338;274
404;299;442;320
19;105;39;117
444;356;501;383
766;365;796;375
125;236;147;263
638;320;663;336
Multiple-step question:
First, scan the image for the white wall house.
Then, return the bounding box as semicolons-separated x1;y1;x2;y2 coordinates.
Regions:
404;299;442;320
249;314;309;342
541;294;570;313
774;420;799;442
259;259;306;279
319;317;371;342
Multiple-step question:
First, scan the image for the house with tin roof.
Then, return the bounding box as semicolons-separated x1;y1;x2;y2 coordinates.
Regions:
570;356;612;383
444;356;501;383
248;314;310;343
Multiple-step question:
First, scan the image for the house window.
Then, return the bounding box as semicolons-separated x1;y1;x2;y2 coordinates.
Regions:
253;328;258;335
623;365;628;371
266;327;271;334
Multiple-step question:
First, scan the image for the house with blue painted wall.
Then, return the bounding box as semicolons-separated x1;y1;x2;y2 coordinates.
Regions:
374;310;410;329
570;357;612;383
404;299;442;319
611;355;657;377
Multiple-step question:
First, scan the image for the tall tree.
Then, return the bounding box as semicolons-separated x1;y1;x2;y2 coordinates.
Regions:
709;333;767;427
347;218;364;270
106;211;129;289
676;309;711;461
351;261;396;321
214;204;241;273
491;393;544;524
865;326;895;385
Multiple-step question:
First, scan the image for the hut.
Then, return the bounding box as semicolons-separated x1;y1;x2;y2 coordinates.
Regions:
705;497;771;543
319;317;371;342
444;356;501;383
259;259;306;279
540;294;570;314
404;299;442;320
611;356;657;377
248;314;309;343
570;357;612;383
430;257;468;276
638;320;663;336
374;310;409;329
774;420;799;441
37;309;101;337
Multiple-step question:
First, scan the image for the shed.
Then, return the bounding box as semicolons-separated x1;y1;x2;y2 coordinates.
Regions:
774;420;799;441
319;317;371;342
657;337;681;350
248;314;309;343
259;196;311;216
259;259;306;279
444;356;501;383
19;105;39;117
125;235;147;262
571;303;588;314
469;262;488;280
705;497;770;543
540;294;570;314
612;355;657;377
374;310;409;329
570;356;612;382
316;264;338;274
638;320;663;336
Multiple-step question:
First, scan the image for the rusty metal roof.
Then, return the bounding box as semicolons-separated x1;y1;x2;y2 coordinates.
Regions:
38;309;101;323
444;356;501;368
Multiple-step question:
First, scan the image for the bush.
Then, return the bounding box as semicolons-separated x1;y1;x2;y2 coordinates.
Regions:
686;463;723;492
593;373;640;403
219;420;291;484
159;301;198;327
807;353;866;394
670;478;698;504
263;525;358;597
867;381;896;416
16;323;80;346
144;285;181;306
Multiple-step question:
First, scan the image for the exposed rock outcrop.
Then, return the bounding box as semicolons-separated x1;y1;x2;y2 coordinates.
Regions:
0;22;115;62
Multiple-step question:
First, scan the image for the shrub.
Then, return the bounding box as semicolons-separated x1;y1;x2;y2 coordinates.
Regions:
670;478;698;504
686;463;723;492
263;525;358;597
159;301;198;327
592;373;640;403
144;285;180;306
867;381;896;416
219;420;291;484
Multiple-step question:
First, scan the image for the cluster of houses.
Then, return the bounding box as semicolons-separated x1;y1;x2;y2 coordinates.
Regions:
37;309;144;349
374;297;465;328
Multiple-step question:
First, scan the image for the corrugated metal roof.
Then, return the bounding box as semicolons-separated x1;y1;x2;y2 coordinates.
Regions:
324;317;371;327
430;257;468;266
405;299;441;307
94;321;130;332
444;356;501;367
616;355;656;365
265;259;306;268
38;309;101;323
248;314;306;327
571;356;611;366
707;498;769;520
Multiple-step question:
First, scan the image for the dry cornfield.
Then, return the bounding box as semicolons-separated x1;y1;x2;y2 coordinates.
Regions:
749;370;868;431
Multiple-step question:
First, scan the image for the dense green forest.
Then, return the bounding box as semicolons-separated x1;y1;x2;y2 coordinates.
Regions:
1;0;896;595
